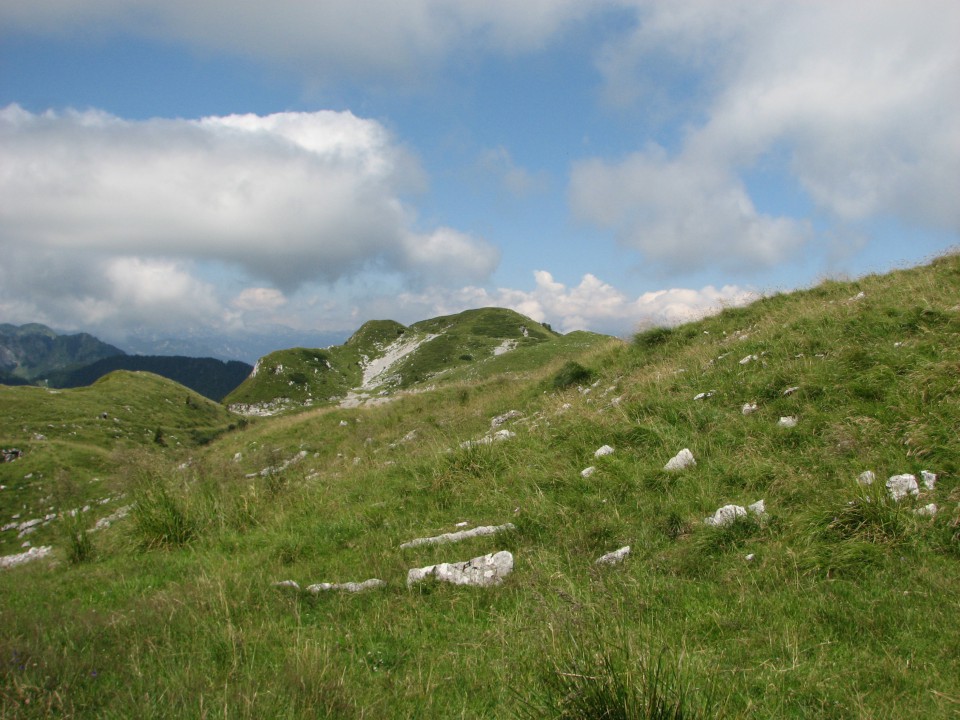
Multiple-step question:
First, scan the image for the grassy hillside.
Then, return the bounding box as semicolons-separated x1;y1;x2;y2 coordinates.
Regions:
2;256;960;718
224;307;606;412
0;371;242;553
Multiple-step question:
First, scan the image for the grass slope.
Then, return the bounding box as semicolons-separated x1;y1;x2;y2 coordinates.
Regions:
224;307;605;411
2;256;960;718
0;371;242;553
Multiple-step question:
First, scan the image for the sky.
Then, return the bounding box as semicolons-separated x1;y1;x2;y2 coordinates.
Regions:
1;1;958;362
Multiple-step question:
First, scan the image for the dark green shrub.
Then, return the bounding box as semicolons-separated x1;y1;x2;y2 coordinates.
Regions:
551;361;594;390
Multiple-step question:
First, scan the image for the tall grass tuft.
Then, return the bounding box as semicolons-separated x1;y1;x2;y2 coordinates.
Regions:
517;630;719;719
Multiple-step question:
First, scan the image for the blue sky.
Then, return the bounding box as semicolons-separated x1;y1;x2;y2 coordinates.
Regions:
1;1;958;361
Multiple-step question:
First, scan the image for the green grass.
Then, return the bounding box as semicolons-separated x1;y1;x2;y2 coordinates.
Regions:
3;255;960;717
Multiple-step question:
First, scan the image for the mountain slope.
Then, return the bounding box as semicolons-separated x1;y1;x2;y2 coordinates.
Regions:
0;322;125;379
2;256;959;718
224;307;609;413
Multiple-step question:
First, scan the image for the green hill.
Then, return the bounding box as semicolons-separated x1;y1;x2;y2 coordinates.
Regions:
0;370;241;553
224;307;608;413
2;257;960;718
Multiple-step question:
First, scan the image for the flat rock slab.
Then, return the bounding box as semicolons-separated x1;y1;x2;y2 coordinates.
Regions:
1;545;52;570
307;579;386;593
407;550;514;587
400;523;516;549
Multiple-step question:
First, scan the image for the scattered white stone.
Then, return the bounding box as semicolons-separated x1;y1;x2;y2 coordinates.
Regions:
857;471;876;486
783;386;800;396
455;521;469;528
406;550;514;588
778;416;798;428
400;523;515;549
247;450;308;478
915;504;938;517
90;505;132;532
894;341;904;348
886;474;919;502
233;452;242;462
704;499;766;527
491;410;523;428
739;354;758;365
273;580;301;591
580;466;596;479
339;420;349;427
850;291;866;302
595;546;630;565
0;545;52;570
694;391;715;400
741;402;758;415
704;504;747;527
921;470;937;490
664;448;696;471
560;403;572;411
594;445;615;458
745;553;755;562
307;578;386;593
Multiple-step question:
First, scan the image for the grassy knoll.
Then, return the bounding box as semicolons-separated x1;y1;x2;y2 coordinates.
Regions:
2;256;960;717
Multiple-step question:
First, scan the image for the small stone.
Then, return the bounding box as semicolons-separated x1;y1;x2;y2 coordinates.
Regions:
914;504;938;517
783;386;800;396
595;546;630;565
273;580;301;591
747;499;766;518
745;553;755;561
694;391;715;400
594;445;614;458
664;448;696;471
491;410;522;428
580;466;596;478
339;420;349;427
921;470;937;490
741;402;758;415
857;470;876;486
739;354;758;365
886;474;919;502
778;416;798;428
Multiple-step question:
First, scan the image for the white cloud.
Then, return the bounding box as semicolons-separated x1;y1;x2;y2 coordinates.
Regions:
0;105;497;291
0;0;601;80
477;147;550;198
390;270;753;336
579;0;960;272
232;288;288;313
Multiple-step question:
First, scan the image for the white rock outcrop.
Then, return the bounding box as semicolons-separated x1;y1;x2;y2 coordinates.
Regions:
491;411;522;428
595;546;630;565
0;545;52;569
664;448;696;471
400;523;516;549
886;474;919;501
407;550;514;587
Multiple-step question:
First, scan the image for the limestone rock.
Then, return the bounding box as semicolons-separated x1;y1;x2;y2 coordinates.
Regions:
0;545;52;570
741;403;758;415
400;523;516;549
703;504;747;527
664;448;696;471
857;470;876;486
886;474;919;502
595;546;630;565
778;416;798;428
307;578;386;593
915;504;938;517
273;580;301;591
407;550;513;588
921;470;937;490
594;445;615;458
580;466;596;479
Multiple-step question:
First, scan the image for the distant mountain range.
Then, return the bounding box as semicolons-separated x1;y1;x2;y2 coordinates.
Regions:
0;323;252;401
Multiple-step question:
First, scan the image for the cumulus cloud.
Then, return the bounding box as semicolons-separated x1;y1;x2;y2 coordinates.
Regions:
390;270;753;337
0;105;498;292
578;0;960;272
0;0;600;80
